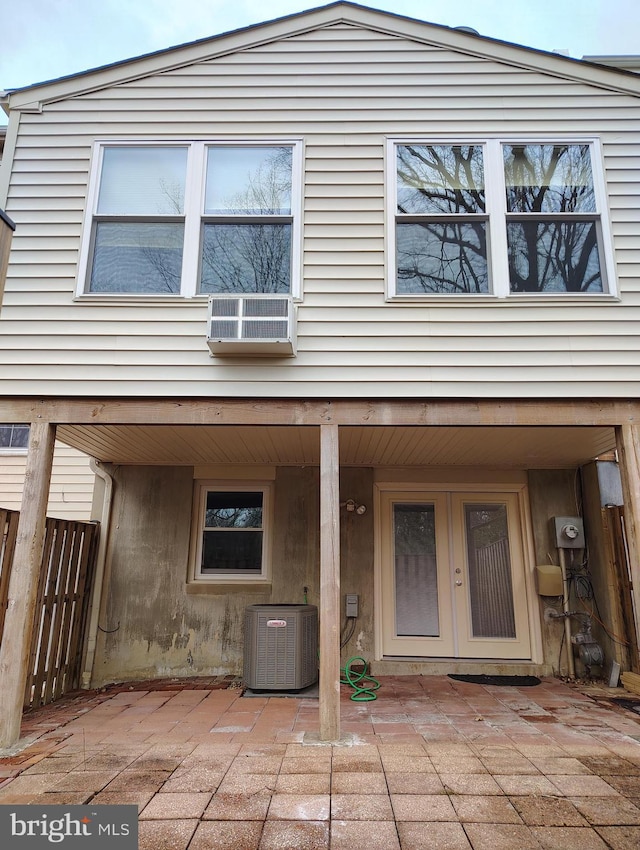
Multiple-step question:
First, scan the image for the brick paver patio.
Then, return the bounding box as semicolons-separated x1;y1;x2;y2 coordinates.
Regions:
2;675;640;848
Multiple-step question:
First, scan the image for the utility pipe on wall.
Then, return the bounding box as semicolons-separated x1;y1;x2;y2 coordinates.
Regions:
558;548;575;679
81;459;114;688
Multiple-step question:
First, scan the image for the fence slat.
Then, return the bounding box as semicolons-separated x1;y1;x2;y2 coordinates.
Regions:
1;508;99;709
0;509;20;639
22;518;57;706
65;525;99;696
43;522;77;705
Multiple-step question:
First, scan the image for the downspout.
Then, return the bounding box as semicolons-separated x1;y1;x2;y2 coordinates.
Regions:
81;459;114;688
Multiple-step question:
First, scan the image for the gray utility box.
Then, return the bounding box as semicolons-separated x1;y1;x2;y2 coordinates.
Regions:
243;604;318;690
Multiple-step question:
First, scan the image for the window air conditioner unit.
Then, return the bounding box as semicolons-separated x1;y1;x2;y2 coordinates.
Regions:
207;294;296;356
243;604;318;691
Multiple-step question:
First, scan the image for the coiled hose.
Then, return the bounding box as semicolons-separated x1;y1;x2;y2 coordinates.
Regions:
340;656;381;701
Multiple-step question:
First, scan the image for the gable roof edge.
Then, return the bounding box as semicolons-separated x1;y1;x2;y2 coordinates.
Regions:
5;1;640;112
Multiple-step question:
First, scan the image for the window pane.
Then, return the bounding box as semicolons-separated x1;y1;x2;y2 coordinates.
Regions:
97;147;188;215
397;221;488;293
396;144;485;214
465;504;516;639
503;144;596;213
205;491;263;529
201;530;263;573
507;220;603;293
200;223;291;293
0;424;30;449
205;146;292;215
393;504;439;637
11;425;30;448
89;222;184;293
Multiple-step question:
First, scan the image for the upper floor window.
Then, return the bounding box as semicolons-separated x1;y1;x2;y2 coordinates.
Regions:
80;141;301;298
0;424;29;452
389;139;613;298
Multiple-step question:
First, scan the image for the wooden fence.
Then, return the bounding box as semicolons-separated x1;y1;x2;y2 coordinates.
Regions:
0;508;99;708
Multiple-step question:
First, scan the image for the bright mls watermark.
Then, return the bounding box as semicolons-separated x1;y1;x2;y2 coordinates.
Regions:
0;806;138;848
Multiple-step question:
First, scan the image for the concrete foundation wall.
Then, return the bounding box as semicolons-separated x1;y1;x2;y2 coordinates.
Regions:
92;464;596;685
527;470;583;677
92;465;322;686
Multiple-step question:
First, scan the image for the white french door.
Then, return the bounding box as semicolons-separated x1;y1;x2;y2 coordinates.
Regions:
379;489;531;660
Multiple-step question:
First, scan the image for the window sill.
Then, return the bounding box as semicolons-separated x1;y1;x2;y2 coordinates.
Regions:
73;293;304;304
73;293;205;304
186;581;272;595
387;293;620;304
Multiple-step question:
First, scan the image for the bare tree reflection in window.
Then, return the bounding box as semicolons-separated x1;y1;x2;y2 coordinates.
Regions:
201;147;293;294
396;144;489;294
504;144;603;292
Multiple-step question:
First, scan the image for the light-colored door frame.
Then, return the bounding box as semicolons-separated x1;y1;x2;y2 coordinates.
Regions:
374;475;543;664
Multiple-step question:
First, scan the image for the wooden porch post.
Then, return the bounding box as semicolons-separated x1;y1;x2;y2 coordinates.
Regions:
0;421;56;748
319;423;341;741
616;424;640;645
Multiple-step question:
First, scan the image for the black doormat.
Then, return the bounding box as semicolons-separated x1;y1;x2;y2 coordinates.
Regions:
610;697;640;716
448;674;541;687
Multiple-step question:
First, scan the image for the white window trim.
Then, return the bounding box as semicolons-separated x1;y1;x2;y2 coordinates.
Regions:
76;139;304;301
385;136;618;302
187;480;273;585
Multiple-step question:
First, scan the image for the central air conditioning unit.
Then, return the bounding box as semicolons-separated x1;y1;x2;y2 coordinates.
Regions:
207;294;296;356
243;604;318;691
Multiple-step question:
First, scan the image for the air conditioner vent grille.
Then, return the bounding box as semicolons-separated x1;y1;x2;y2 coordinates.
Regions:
207;295;296;356
212;298;239;316
241;319;289;339
244;299;288;318
243;604;318;691
210;320;238;338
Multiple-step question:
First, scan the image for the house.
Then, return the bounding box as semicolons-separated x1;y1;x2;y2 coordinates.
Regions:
1;1;640;747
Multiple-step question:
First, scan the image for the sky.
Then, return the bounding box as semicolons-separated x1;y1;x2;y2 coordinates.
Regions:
1;0;639;100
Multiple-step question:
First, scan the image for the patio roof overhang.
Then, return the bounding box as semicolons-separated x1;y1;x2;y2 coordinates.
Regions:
53;423;616;468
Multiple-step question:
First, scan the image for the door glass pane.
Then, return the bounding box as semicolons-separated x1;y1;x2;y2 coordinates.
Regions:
393;503;439;637
464;504;516;639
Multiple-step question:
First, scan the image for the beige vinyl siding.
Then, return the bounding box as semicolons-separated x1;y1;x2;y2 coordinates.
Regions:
0;442;94;519
1;23;639;398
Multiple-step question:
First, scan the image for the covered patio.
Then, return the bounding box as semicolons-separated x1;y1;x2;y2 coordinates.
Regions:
1;398;640;753
2;675;640;849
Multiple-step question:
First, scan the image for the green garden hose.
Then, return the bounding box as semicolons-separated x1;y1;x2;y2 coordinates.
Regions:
340;656;381;701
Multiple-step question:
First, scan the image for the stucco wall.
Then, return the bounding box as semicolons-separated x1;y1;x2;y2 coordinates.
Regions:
92;463;594;685
527;469;584;676
92;464;325;686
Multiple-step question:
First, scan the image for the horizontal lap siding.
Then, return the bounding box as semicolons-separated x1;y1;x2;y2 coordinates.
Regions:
1;23;639;397
0;443;94;519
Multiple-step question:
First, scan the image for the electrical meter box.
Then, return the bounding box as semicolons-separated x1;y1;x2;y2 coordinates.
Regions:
535;564;563;596
553;516;585;549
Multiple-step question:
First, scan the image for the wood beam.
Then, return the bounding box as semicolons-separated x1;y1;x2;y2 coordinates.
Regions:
0;397;639;427
319;423;340;741
0;421;56;749
616;424;640;647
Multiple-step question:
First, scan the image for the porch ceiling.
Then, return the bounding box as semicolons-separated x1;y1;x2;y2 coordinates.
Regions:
55;424;616;468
